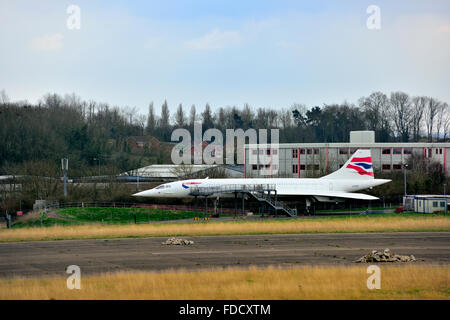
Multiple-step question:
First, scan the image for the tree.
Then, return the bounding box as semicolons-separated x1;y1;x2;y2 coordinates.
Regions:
216;107;226;131
241;104;254;129
202;103;214;130
189;104;197;127
174;103;186;127
359;92;391;142
280;108;293;129
389;91;412;142
423;97;441;142
442;104;450;141
159;100;171;141
435;102;448;141
0;89;8;104
410;96;426;141
146;102;156;134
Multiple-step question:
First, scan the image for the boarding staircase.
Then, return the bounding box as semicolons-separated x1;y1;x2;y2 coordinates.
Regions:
189;184;297;217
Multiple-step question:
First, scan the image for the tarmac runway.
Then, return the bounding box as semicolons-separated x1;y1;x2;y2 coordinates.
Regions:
0;232;448;278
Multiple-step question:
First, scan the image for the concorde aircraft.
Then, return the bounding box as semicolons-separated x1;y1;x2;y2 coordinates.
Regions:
133;149;390;202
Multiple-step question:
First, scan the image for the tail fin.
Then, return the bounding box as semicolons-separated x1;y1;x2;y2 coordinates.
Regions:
321;149;374;180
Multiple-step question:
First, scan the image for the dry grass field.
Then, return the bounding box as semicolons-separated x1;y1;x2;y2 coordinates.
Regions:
0;215;449;242
0;265;448;300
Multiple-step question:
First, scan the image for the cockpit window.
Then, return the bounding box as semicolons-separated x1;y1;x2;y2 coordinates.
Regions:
155;184;171;189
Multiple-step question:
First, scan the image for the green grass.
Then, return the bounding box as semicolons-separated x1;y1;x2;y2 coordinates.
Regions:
11;207;445;229
12;207;211;228
316;206;397;213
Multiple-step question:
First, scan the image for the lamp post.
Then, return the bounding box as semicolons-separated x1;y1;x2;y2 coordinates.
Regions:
61;158;68;198
403;163;408;197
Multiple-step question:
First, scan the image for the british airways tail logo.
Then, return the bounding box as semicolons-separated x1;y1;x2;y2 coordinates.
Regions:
346;156;374;176
182;182;202;189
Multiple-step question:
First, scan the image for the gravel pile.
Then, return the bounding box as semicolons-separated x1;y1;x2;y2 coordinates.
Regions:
355;248;416;263
161;237;194;245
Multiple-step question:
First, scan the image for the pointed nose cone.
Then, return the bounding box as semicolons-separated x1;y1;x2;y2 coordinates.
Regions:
133;190;151;197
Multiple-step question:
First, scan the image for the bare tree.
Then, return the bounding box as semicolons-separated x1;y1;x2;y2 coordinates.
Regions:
410;96;426;141
146;102;156;134
423;97;441;142
174;103;186;127
124;106;138;124
241;103;254;128
136;114;147;135
0;89;9;104
389;91;412;142
215;107;226;131
159;100;170;128
442;103;450;141
169;164;194;179
280;108;293;129
159;100;171;140
436;102;448;141
189;104;197;127
359;92;391;141
202;103;214;129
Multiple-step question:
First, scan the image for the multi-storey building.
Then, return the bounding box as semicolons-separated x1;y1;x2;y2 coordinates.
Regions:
244;131;450;178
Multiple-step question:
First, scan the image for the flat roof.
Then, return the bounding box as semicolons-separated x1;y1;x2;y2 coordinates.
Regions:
405;195;450;199
245;142;450;148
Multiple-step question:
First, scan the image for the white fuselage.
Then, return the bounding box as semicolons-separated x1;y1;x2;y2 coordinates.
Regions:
133;177;390;199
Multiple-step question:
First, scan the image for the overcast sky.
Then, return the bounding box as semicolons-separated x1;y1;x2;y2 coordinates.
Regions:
1;0;449;115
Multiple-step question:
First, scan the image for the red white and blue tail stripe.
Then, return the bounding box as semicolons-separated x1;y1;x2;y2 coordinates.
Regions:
322;149;374;180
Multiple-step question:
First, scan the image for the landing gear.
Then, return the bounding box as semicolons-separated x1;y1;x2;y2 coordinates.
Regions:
213;196;220;218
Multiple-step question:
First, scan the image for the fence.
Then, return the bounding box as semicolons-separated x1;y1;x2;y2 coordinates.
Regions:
42;201;243;215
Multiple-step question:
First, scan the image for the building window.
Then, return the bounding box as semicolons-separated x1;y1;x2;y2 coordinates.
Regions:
393;148;402;155
339;148;348;155
293;164;298;174
300;164;305;170
300;149;305;154
313;148;319;155
292;149;298;158
350;148;357;154
272;149;278;155
428;148;432;158
403;148;412;155
382;148;391;155
252;165;257;170
252;149;257;155
440;201;446;208
382;164;391;170
314;164;319;170
272;164;277;170
393;164;402;170
266;149;271;155
307;149;312;155
433;201;438;207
